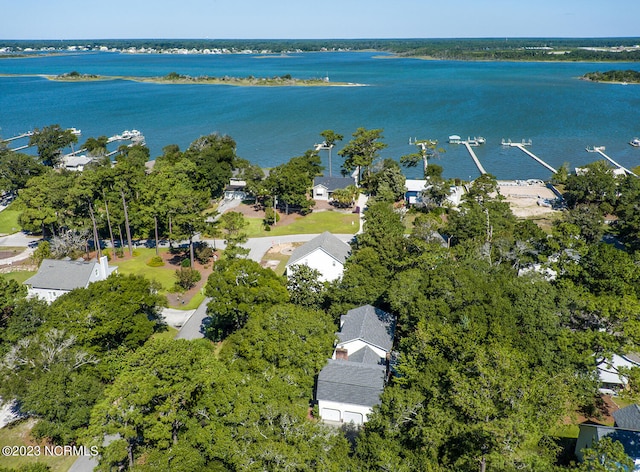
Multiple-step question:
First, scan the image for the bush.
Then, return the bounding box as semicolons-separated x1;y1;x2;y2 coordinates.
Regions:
146;255;164;267
174;267;201;291
194;242;214;264
180;258;191;268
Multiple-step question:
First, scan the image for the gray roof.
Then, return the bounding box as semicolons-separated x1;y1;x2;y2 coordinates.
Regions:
316;359;386;407
313;176;355;192
338;305;395;352
24;259;97;291
578;423;640;459
287;231;351;267
348;346;385;365
614;404;640;431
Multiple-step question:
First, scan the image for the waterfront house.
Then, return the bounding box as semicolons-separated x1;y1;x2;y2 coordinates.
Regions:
405;179;428;205
24;256;117;303
312;176;355;202
223;178;249;200
316;305;395;425
285;231;351;282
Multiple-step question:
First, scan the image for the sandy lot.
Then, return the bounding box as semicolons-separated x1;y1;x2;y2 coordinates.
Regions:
497;181;560;218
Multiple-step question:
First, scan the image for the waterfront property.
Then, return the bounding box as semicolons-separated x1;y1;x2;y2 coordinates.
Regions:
312;176;356;202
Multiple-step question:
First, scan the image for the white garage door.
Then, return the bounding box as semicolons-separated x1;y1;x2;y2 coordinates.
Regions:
343;411;363;425
321;408;341;422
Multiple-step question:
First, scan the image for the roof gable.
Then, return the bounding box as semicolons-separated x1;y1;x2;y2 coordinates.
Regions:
313;176;355;192
24;259;98;291
287;232;351;267
338;305;395;352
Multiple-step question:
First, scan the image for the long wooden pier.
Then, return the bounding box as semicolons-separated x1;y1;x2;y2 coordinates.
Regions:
510;143;557;174
589;146;637;177
1;131;33;143
462;141;487;175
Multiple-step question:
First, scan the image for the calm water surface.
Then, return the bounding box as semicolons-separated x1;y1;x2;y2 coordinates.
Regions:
1;52;639;180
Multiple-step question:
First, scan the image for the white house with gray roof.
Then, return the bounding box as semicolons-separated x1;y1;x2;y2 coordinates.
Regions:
24;256;117;303
312;176;355;201
316;305;395;425
285;231;351;282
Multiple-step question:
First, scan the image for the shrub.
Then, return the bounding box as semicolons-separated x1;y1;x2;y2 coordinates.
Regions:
146;255;164;267
174;267;201;291
194;242;214;264
180;258;191;268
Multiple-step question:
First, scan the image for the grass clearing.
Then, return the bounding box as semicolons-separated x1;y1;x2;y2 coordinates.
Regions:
111;248;177;292
151;325;179;341
1;271;36;284
0;203;22;235
244;211;358;238
0;419;77;471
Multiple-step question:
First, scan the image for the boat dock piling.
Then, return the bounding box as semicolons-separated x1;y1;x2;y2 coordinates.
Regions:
462;141;487;175
509;144;558;174
589;147;637;177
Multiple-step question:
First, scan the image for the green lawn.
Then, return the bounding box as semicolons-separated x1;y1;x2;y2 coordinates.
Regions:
0;203;22;235
1;270;36;284
110;248;178;292
0;420;77;471
244;210;358;238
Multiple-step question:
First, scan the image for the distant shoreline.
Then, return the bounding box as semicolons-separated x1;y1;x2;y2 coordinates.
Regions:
0;72;368;87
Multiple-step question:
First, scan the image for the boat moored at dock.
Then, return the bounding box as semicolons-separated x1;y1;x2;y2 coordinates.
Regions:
630;138;640;147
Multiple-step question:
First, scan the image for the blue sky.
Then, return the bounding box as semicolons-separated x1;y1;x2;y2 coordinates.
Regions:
1;0;639;39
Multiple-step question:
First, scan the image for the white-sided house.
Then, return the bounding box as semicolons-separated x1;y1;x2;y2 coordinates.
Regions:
405;179;428;205
575;423;640;470
316;305;395;426
312;176;355;201
223;178;248;200
285;231;350;282
24;256;117;303
598;353;640;393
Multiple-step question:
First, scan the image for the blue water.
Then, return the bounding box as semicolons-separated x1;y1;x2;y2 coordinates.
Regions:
1;51;639;180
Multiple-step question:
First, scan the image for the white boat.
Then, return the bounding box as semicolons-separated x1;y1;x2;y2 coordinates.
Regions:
586;145;606;152
475;136;486;144
630;138;640;147
448;135;462;144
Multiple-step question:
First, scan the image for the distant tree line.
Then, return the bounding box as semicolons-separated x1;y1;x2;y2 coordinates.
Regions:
1;38;639;61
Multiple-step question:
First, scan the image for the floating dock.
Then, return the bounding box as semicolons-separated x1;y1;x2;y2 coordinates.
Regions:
462;141;487;175
508;143;557;174
588;146;637;177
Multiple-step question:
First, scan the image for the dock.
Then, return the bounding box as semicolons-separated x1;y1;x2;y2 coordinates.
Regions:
462;141;487;175
509;143;557;174
588;146;637;177
1;131;34;143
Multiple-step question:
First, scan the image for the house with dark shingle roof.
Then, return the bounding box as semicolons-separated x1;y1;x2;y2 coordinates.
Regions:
312;176;355;201
316;305;395;425
285;231;351;282
24;256;117;303
575;423;640;470
614;404;640;431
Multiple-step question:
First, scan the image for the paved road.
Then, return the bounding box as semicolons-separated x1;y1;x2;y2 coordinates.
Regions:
174;297;211;340
0;232;41;266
